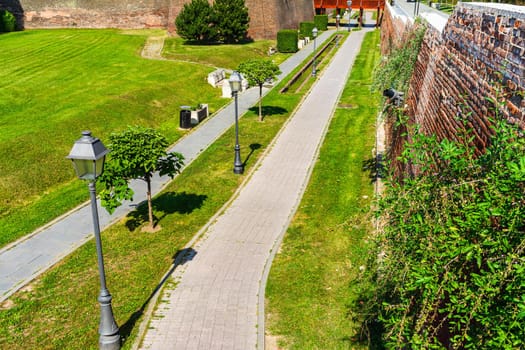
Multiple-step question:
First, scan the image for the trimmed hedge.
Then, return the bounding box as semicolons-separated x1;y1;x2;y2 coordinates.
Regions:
0;10;16;33
314;15;328;31
299;21;315;39
277;29;298;53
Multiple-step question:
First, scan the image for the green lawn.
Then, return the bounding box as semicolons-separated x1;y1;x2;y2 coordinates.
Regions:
0;33;332;349
265;29;382;349
0;29;276;248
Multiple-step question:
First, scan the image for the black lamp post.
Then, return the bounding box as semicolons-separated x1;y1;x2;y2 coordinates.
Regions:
312;27;318;77
229;71;244;174
67;131;120;350
347;0;352;31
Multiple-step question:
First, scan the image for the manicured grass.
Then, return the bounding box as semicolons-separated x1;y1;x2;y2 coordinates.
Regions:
162;37;290;68
0;36;330;349
265;29;382;349
0;29;274;248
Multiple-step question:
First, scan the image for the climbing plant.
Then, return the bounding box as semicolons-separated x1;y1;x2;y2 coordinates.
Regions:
370;113;525;348
372;21;427;94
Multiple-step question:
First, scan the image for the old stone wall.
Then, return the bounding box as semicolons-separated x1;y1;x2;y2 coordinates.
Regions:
0;0;313;38
381;3;525;159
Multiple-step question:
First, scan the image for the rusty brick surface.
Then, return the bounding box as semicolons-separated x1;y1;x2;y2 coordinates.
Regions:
2;0;313;39
382;3;525;167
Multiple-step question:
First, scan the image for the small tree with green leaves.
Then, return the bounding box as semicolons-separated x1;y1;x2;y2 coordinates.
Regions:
212;0;250;43
98;126;184;231
175;0;217;42
237;58;281;121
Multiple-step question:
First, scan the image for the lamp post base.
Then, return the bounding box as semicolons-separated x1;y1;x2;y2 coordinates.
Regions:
233;144;244;174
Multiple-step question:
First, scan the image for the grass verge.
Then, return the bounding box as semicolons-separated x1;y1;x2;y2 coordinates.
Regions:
0;33;345;349
265;29;381;349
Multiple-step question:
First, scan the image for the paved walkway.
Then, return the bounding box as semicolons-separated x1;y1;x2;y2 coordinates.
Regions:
0;30;333;303
139;28;370;350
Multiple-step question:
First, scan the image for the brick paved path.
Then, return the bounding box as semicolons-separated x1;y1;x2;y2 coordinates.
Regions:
139;29;370;350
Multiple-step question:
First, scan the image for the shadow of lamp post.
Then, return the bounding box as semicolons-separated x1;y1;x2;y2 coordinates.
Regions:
67;131;120;350
312;27;318;77
229;71;244;174
347;0;352;31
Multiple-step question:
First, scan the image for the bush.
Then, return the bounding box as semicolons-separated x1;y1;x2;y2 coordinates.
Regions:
175;0;217;42
314;15;328;30
0;10;16;33
175;0;250;43
372;116;525;348
276;30;298;53
213;0;250;43
299;21;315;39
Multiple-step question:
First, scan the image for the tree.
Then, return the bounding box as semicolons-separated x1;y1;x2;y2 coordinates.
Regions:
98;126;184;232
175;0;216;42
237;58;281;121
212;0;250;43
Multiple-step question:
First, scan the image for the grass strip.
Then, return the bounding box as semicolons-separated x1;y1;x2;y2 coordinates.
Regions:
0;34;341;349
265;29;381;349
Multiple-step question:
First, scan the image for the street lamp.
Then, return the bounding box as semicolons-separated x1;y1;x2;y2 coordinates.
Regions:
312;27;318;77
67;131;120;350
347;0;352;31
229;71;244;174
336;14;340;31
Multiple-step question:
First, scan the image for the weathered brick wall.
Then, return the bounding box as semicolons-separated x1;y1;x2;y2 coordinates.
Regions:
16;0;170;29
1;0;313;38
381;3;525;161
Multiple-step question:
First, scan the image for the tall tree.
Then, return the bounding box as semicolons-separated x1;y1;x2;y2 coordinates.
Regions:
175;0;216;42
98;126;184;232
238;58;281;121
213;0;250;43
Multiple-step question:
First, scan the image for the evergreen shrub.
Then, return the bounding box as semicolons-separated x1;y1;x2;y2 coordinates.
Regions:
0;10;16;33
277;30;298;53
314;15;328;30
299;21;315;39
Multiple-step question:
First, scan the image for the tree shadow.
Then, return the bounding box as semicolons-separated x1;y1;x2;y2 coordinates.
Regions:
125;191;207;231
242;143;261;167
247;105;288;118
119;247;197;345
362;153;386;184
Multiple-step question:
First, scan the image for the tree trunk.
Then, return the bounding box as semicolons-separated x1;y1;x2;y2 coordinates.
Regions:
146;176;154;229
258;84;263;122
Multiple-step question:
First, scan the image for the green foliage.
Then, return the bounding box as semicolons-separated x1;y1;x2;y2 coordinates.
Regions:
277;30;298;53
299;21;315;39
98;126;184;228
0;10;16;33
314;15;328;31
237;58;281;121
212;0;250;43
373;117;525;348
175;0;249;43
372;22;426;93
175;0;217;42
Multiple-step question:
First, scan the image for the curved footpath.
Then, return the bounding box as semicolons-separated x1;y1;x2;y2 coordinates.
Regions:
0;30;333;303
138;28;371;350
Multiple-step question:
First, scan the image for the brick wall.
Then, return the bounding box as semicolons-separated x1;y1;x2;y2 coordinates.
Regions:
382;3;525;162
2;0;313;39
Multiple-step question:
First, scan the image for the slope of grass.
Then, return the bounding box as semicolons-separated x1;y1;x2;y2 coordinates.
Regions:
0;29;273;247
265;29;382;349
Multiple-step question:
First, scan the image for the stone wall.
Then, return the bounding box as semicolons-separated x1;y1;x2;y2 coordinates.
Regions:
381;3;525;158
1;0;314;39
